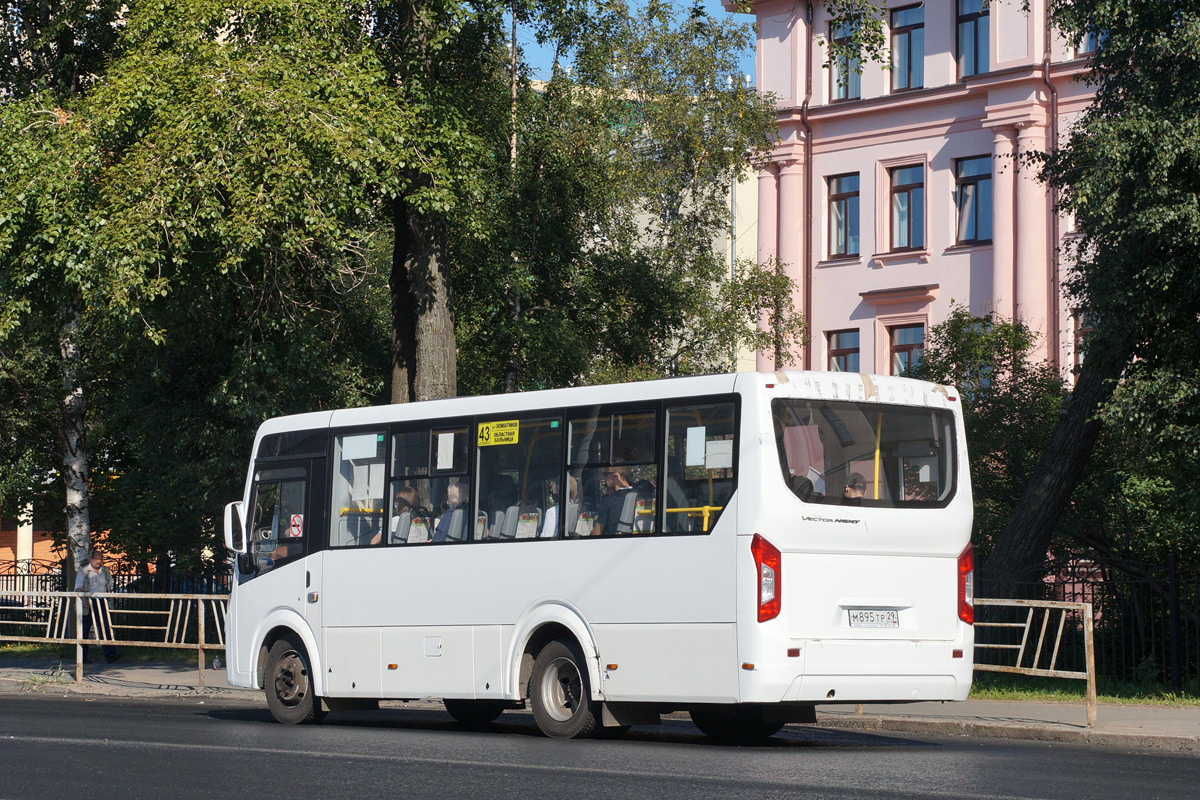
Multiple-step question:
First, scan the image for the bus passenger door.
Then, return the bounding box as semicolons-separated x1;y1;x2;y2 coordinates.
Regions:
234;460;320;681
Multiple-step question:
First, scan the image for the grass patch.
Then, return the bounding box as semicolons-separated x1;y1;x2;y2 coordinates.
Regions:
0;642;210;664
970;672;1200;707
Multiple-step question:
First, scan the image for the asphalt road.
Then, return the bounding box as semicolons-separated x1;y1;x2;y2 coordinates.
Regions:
2;694;1197;800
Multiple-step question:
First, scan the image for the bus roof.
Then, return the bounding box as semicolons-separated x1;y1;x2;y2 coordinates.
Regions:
253;370;958;438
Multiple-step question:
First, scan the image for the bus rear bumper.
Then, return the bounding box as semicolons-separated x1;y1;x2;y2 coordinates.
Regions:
740;639;973;704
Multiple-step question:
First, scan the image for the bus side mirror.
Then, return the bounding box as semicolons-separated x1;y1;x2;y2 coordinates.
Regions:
225;501;248;554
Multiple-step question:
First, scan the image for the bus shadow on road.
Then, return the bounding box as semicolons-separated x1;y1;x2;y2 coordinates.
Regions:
205;705;932;749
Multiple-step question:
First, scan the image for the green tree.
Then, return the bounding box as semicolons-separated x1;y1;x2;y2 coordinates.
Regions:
909;306;1065;563
1;0;419;569
987;0;1200;594
0;95;108;568
454;0;780;393
371;0;499;403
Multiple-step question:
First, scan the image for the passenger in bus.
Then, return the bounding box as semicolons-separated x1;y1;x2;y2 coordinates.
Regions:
592;465;634;536
375;486;427;545
842;473;867;505
540;475;578;538
432;480;468;542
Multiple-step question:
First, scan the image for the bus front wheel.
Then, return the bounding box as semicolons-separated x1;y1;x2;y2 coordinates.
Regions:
529;639;599;738
265;635;325;725
690;706;784;743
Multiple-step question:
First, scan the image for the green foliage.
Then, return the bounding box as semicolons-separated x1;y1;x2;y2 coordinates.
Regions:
455;0;779;393
714;257;807;368
1;0;405;570
1043;2;1200;382
1029;1;1200;572
1063;363;1200;569
2;0;777;572
909;305;1065;560
0;1;125;98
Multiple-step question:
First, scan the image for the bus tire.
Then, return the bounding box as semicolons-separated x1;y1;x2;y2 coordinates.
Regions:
265;635;325;725
443;699;507;725
690;706;784;743
529;639;599;739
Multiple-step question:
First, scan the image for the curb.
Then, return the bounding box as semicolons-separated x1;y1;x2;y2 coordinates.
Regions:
816;713;1200;753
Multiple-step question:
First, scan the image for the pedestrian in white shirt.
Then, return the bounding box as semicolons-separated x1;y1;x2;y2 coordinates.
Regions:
74;548;119;663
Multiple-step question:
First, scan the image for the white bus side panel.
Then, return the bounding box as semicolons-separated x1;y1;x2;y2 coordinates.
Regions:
317;523;737;702
227;566;311;688
325;627;382;696
592;623;738;703
378;626;474;698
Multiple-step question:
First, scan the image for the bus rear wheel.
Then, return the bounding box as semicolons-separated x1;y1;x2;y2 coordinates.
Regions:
265;635;325;725
690;706;784;743
443;699;507;725
529;639;599;739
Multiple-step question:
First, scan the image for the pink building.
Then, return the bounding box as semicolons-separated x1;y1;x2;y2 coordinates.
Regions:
735;0;1095;374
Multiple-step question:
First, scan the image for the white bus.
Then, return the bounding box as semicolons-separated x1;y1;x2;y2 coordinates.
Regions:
223;371;974;740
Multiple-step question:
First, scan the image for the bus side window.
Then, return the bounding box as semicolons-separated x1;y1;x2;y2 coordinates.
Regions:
664;403;737;534
331;432;387;547
570;409;656;536
475;416;562;540
390;429;435;545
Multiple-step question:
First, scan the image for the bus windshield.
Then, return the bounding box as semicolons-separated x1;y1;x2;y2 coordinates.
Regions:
772;398;956;508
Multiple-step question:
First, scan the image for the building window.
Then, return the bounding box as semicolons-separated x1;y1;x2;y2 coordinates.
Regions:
831;20;861;101
955;155;992;244
889;165;924;251
891;5;924;91
957;0;989;78
1073;312;1094;367
889;324;924;375
828;330;861;373
1077;30;1099;56
828;173;860;257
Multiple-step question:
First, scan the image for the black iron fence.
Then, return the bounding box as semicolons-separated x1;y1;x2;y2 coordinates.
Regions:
1012;558;1200;693
0;562;229;598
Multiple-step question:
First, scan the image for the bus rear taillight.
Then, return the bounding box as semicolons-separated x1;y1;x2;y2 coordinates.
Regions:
958;543;975;625
751;534;782;622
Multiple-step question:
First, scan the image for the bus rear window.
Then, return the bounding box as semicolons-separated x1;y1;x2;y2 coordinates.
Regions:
772;399;956;508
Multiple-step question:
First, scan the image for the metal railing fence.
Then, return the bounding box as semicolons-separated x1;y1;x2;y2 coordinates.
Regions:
0;590;227;686
974;598;1097;726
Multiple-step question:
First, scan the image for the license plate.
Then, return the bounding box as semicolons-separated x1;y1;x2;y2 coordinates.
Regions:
848;609;899;628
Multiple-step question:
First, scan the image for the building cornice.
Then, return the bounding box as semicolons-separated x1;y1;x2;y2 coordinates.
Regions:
860;284;940;307
773;60;1090;125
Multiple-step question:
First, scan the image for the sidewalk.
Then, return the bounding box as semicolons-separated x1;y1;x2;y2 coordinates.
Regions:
2;658;1197;752
818;700;1200;753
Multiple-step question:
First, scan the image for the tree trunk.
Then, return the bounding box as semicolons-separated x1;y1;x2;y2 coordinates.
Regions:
981;362;1120;598
390;198;456;403
58;305;90;568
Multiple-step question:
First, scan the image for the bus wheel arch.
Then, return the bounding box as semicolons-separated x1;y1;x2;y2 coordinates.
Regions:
511;605;601;703
255;620;324;696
